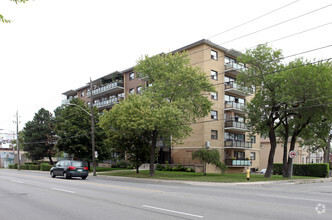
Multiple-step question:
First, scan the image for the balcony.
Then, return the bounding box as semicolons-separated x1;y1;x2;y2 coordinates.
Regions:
87;82;124;98
93;97;124;109
225;121;247;132
225;159;252;167
224;140;252;149
224;101;245;114
224;81;252;96
62;95;78;105
225;62;246;76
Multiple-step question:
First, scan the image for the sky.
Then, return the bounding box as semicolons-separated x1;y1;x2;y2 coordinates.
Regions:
0;0;331;135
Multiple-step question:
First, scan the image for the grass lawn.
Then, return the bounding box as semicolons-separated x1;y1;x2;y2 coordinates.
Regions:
90;167;132;172
99;170;318;183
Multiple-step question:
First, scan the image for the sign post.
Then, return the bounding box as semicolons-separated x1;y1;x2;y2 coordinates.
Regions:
289;150;297;179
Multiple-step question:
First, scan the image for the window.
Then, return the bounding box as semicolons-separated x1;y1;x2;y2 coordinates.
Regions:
81;91;85;97
129;88;134;95
250;152;256;160
225;132;245;141
211;92;218;100
118;92;124;99
129;72;135;80
234;115;244;122
211;70;218;80
224;75;236;83
234;151;245;159
211;50;218;60
137;86;142;94
211;110;218;120
250;136;256;143
211;130;218;139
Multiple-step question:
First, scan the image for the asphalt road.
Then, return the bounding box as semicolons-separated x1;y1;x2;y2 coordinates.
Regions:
0;169;331;220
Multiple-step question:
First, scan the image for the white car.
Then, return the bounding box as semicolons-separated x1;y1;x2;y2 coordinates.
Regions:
260;169;266;174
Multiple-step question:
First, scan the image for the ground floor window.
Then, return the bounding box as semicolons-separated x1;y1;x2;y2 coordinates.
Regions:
250;152;256;160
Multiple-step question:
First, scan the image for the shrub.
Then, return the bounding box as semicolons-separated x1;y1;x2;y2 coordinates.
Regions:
273;163;329;177
273;163;283;175
186;168;194;172
40;163;53;171
156;164;165;171
9;164;16;169
30;165;40;170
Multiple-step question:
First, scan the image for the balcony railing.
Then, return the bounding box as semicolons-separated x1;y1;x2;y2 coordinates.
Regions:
225;159;252;166
224;81;253;96
225;62;246;73
225;121;247;130
87;82;124;97
62;96;78;105
93;97;124;108
225;101;245;112
224;140;252;149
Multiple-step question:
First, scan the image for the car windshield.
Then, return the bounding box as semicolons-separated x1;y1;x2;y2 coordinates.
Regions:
71;161;86;167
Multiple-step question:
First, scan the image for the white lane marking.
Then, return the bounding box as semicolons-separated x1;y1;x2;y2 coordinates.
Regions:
257;194;332;203
52;188;75;194
10;180;24;184
142;205;204;218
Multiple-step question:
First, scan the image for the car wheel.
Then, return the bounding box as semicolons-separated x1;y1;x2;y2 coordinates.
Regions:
63;172;68;179
50;171;56;178
82;176;87;180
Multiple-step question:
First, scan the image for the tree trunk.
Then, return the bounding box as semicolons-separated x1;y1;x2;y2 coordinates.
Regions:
282;139;288;177
325;135;331;163
204;162;206;176
265;128;277;178
285;135;297;177
136;163;139;174
150;130;158;177
48;154;54;165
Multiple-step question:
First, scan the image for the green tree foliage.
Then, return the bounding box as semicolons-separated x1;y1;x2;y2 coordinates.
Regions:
100;96;151;173
192;148;227;175
22;108;56;164
238;44;332;178
54;99;111;162
100;52;215;176
237;44;284;177
1;0;30;23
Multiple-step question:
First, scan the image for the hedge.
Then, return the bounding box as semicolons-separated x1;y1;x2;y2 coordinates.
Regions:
40;164;53;171
273;163;329;177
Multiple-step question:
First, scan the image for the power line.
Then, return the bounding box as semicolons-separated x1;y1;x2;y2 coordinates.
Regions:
208;0;299;39
219;3;332;45
241;21;332;52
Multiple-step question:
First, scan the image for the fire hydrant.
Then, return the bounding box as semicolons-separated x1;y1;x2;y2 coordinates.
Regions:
246;169;250;181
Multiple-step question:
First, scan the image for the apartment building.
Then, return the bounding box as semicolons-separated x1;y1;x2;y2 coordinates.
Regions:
62;39;261;173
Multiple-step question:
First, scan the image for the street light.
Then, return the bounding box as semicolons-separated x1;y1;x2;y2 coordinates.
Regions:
64;102;96;176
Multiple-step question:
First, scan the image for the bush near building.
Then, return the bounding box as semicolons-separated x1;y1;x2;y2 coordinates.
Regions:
273;163;329;177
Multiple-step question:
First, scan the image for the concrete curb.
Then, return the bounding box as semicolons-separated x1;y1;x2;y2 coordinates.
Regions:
95;172;332;187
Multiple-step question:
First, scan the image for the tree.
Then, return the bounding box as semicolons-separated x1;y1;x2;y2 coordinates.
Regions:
100;52;215;176
192;148;227;175
277;58;332;177
1;0;30;23
54;99;111;164
100;95;151;173
22;108;56;164
237;44;285;178
238;44;332;178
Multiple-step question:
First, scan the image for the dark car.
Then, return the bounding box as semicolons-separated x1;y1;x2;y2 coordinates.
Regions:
50;160;88;179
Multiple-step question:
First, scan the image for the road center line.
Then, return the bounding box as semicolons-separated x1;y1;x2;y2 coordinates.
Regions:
52;188;75;194
257;194;332;203
10;180;24;184
142;205;204;218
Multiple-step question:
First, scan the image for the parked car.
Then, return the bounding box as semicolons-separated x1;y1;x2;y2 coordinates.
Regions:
50;160;88;179
260;169;266;174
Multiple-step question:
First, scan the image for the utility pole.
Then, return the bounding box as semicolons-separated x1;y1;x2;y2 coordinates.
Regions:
16;111;20;170
90;78;96;176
